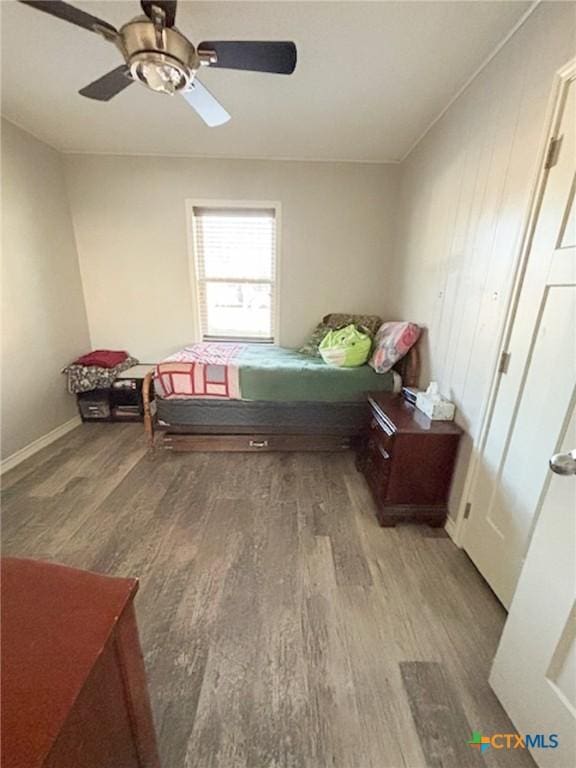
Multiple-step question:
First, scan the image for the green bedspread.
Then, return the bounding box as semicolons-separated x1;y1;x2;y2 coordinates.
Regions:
237;345;397;402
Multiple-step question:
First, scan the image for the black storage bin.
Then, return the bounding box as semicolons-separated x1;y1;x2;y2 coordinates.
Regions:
77;389;111;421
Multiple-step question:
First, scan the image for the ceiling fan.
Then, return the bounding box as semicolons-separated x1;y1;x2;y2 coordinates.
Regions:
19;0;297;126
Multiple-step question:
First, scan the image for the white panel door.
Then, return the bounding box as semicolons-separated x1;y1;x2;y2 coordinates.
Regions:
461;69;576;608
490;402;576;767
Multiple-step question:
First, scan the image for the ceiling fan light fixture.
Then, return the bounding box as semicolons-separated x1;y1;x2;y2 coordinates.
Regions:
18;0;298;124
129;51;191;94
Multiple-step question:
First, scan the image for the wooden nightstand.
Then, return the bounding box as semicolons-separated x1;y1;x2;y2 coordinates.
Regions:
357;393;463;527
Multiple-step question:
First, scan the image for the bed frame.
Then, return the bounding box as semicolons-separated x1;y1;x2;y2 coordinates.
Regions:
143;340;420;453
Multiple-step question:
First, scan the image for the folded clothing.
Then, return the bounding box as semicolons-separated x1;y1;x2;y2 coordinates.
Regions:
73;350;129;368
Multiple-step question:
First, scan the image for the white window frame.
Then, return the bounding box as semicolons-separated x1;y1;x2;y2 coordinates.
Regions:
185;199;281;344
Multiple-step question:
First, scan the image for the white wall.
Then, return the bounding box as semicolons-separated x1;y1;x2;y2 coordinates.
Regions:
390;1;576;523
1;120;91;461
64;155;398;360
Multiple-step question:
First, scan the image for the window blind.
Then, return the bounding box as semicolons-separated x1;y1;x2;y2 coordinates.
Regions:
192;206;277;342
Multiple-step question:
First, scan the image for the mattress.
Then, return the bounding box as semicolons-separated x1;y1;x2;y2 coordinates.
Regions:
156;398;371;434
155;343;400;403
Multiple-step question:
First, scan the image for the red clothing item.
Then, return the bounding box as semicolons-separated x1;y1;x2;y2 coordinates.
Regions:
73;350;128;369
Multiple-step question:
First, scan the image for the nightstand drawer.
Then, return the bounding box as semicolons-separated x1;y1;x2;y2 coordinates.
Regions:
364;436;392;501
369;417;395;455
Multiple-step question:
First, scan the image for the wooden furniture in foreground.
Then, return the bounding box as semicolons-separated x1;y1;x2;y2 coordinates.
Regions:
357;393;463;527
142;341;421;454
1;558;160;768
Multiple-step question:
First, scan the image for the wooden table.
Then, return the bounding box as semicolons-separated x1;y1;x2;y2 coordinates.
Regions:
357;393;463;527
1;558;160;768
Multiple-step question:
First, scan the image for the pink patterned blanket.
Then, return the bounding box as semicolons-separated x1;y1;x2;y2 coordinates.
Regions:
154;343;245;400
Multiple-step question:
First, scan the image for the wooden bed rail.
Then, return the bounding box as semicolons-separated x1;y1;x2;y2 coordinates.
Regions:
142;372;155;450
396;342;420;388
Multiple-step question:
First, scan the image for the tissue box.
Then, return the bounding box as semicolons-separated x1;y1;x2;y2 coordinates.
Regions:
415;392;455;421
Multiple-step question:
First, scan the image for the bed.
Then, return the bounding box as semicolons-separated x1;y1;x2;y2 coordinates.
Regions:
143;318;420;453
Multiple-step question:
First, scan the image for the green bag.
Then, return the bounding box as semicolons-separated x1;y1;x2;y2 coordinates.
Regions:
319;324;372;367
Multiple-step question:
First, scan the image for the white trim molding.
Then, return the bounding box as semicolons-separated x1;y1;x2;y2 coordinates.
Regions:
444;516;458;543
1;416;81;475
401;0;541;162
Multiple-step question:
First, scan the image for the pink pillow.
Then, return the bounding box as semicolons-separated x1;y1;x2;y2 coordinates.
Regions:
369;322;421;373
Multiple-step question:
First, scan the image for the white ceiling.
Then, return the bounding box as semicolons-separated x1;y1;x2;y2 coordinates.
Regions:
1;1;533;162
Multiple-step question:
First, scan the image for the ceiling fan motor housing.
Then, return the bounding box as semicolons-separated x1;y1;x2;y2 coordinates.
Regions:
120;18;200;93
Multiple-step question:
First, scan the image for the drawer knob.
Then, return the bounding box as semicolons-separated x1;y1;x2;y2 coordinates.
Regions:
249;440;268;448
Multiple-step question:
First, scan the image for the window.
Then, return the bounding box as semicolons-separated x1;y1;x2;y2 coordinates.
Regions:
191;205;278;342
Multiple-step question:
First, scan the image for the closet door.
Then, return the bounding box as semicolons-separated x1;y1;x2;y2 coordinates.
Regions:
490;402;576;768
461;67;576;608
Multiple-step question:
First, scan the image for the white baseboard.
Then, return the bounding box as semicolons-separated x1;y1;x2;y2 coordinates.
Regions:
1;416;82;475
444;515;459;544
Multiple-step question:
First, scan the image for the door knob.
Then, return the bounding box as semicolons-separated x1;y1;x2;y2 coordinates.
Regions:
549;449;576;475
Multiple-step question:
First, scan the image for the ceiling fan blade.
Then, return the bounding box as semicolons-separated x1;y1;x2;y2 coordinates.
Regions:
140;0;177;27
18;0;117;34
198;41;297;75
79;66;133;101
181;80;230;127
